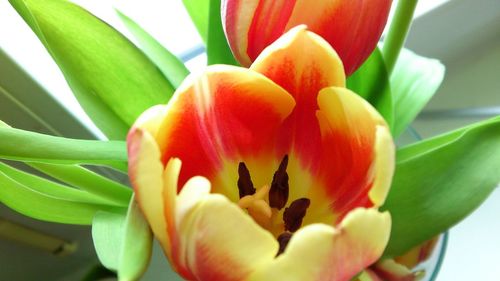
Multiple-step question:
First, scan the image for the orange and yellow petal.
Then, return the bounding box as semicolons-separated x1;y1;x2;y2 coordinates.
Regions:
165;166;212;280
248;208;391;281
131;104;168;141
180;190;278;281
127;128;171;256
152;65;295;198
369;126;395;206
250;26;345;168
315;87;394;219
158;158;273;280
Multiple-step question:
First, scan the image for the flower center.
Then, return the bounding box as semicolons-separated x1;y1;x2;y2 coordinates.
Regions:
237;155;311;256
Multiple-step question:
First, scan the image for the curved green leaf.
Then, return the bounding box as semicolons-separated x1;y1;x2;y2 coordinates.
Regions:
116;10;189;88
0;168;123;224
382;116;500;257
182;0;209;43
92;196;153;277
9;0;174;139
207;0;238;65
92;210;126;270
397;117;500;163
32;163;131;206
0;162;110;205
0;127;127;171
390;48;445;137
118;196;153;281
347;48;394;129
0;121;131;204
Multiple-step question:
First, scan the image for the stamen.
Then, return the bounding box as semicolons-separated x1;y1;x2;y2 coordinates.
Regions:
276;232;292;256
269;155;289;210
283;198;310;232
237;162;256;198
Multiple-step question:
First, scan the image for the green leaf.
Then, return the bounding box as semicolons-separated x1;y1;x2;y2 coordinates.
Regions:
206;0;238;65
31;163;131;206
9;0;174;139
118;195;153;281
116;10;190;88
92;210;126;270
0;127;128;172
390;48;445;137
0;168;123;224
92;195;153;278
397;117;500;163
0;162;111;205
0;122;131;205
347;48;394;129
182;0;209;43
382;116;500;257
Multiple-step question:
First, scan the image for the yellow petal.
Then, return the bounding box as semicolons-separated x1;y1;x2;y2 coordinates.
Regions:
369;126;395;206
180;191;278;281
130;104;169;147
315;87;394;212
176;176;211;222
165;169;212;279
317;87;387;138
249;208;391;281
127;128;169;252
251;25;345;89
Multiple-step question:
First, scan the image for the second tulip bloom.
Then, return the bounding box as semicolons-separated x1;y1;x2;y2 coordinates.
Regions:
222;0;392;75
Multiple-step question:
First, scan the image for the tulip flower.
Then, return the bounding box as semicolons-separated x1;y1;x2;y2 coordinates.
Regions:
222;0;392;75
128;26;395;281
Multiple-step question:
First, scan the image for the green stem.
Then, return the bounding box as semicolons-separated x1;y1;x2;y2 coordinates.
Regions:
382;0;419;75
207;0;238;65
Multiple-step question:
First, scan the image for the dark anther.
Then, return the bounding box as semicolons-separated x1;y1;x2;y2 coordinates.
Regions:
269;155;289;210
276;232;292;256
237;162;256;198
283;198;311;232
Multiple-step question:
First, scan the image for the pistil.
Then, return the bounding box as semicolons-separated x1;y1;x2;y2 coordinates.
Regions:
238;185;272;228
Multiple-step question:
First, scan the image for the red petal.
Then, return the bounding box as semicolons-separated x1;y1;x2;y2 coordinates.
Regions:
154;65;295;200
251;26;345;170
